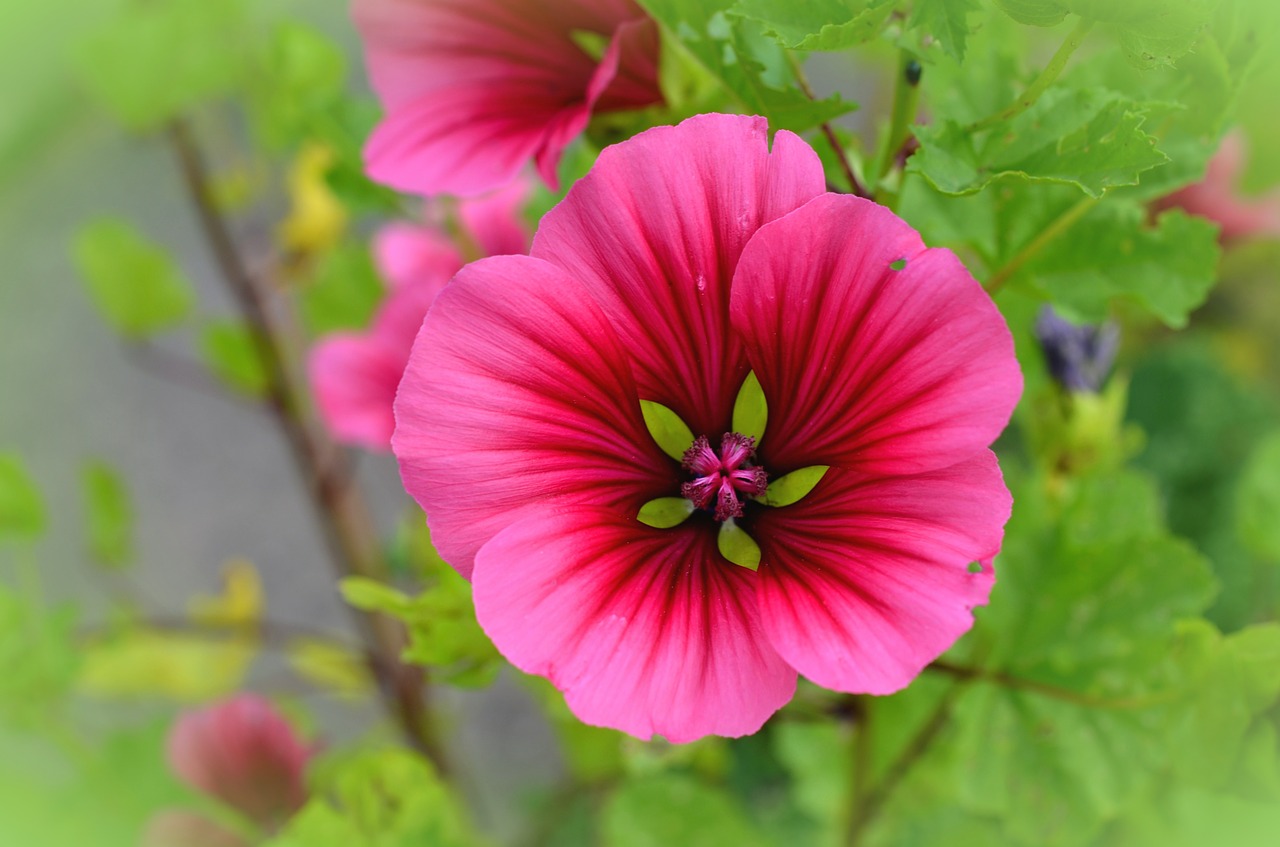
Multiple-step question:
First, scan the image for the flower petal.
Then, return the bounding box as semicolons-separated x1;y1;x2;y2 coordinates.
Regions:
309;333;405;451
393;255;676;578
473;507;797;742
752;452;1009;695
533;113;826;437
373;223;461;291
457;177;533;258
731;193;1022;475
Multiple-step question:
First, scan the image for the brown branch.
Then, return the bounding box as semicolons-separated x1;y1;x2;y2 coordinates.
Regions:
165;119;447;773
786;52;870;199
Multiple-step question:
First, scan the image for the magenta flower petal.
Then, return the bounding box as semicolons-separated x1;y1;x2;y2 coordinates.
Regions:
473;507;797;742
373;223;461;291
752;452;1008;695
731;193;1022;475
167;695;310;827
456;176;534;258
393;255;676;578
355;0;661;196
309;333;408;450
533;114;826;436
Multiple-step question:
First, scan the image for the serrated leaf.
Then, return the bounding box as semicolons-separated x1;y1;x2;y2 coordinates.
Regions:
731;0;897;51
640;400;696;461
636;0;855;132
909;0;981;60
73;218;195;339
0;453;44;539
199;321;267;396
75;0;248;130
910;87;1169;197
1026;206;1220;328
731;370;767;445
758;466;828;508
637;497;695;528
603;773;769;847
81;461;133;569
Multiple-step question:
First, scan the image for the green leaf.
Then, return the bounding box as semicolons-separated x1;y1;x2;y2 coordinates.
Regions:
77;627;256;703
340;576;412;616
637;497;696;529
730;0;897;51
908;0;982;60
772;722;849;825
603;773;769;847
73;218;195;339
910;87;1169;197
0;583;78;726
249;22;348;152
993;0;1069;27
635;0;855;132
731;371;767;445
300;241;385;335
81;461;133;570
199;320;268;396
1026;206;1220;328
267;748;481;847
523;675;625;782
75;0;248;130
718;519;761;570
0;454;44;539
758;466;828;508
1235;432;1280;561
640;400;696;462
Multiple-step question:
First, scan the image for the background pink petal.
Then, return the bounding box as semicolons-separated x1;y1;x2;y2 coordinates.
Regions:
731;193;1022;476
373;223;462;291
473;507;797;742
392;255;676;578
308;333;406;451
457;176;534;258
354;0;660;196
533;114;826;437
752;452;1008;695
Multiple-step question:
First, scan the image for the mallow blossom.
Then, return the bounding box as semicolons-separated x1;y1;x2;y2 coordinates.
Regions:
393;114;1022;741
309;180;531;449
353;0;662;197
167;694;312;828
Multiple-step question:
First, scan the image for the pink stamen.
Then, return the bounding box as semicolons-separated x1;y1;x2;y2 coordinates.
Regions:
680;432;768;520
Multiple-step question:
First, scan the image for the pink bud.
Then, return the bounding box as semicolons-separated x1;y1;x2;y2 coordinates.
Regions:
167;695;310;827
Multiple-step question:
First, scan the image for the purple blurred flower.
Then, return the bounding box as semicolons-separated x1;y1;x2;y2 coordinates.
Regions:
1034;306;1119;393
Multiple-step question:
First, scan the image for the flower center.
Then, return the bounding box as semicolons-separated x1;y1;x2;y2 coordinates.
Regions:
680;433;769;521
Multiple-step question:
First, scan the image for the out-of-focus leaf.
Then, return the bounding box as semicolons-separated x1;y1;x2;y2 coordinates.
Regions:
266;748;480;847
299;242;384;336
81;460;134;569
0;453;44;538
1236;432;1280;561
75;0;248;130
73;218;195;339
523;675;625;782
77;629;255;703
277;142;348;259
188;559;264;631
249;22;347;151
910;88;1168;197
1025;206;1220;328
602;773;770;847
0;583;78;725
771;721;848;835
287;638;372;700
730;0;897;51
908;0;982;60
199;321;268;397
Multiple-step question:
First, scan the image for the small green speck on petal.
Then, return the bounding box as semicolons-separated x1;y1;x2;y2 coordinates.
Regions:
757;465;829;508
731;371;767;446
718;519;761;571
640;400;696;462
638;497;695;529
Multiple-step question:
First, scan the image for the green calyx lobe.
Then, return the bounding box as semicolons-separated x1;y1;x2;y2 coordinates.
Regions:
718;519;761;571
637;497;695;529
732;371;768;446
640;400;696;462
756;465;829;508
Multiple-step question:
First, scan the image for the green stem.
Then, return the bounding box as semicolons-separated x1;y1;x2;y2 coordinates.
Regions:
785;51;869;198
927;660;1178;710
875;51;922;185
969;17;1095;132
985;196;1099;294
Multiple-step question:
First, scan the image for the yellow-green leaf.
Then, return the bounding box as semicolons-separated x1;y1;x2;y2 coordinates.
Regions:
758;465;829;508
640;400;696;462
638;497;696;529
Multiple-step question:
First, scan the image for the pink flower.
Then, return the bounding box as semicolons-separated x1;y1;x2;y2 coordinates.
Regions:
393;114;1022;742
354;0;662;196
1155;130;1280;242
309;180;532;449
167;695;311;827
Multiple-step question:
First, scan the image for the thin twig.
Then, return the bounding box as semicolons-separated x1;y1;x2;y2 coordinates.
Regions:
873;52;922;188
122;341;254;408
985;195;1098;294
165;119;447;773
927;659;1177;710
968;17;1095;132
786;52;870;198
